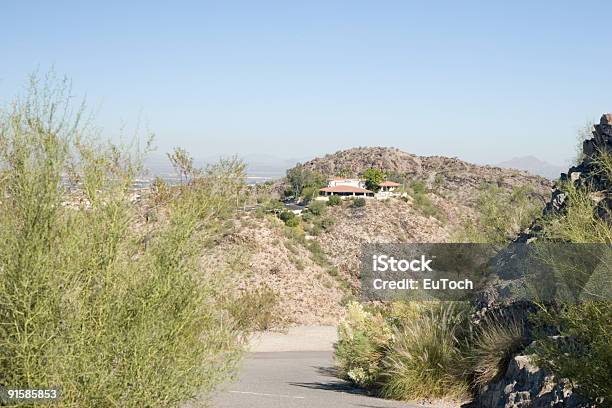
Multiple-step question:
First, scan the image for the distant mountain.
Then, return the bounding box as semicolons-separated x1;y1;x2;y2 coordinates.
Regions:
497;156;566;180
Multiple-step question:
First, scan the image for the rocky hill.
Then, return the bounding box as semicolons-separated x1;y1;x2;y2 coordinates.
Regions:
298;147;551;205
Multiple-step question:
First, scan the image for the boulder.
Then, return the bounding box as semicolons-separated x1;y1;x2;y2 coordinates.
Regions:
468;355;593;408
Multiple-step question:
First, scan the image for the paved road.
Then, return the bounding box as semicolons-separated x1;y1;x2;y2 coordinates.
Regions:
212;351;420;408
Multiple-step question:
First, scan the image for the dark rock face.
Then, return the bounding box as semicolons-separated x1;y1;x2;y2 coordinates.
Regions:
518;113;612;241
469;355;593;408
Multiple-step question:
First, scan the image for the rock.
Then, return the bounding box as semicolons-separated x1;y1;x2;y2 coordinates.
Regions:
517;112;612;241
600;113;612;125
468;355;593;408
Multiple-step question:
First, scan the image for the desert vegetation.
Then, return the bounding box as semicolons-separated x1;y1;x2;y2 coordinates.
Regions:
0;76;262;407
334;123;611;405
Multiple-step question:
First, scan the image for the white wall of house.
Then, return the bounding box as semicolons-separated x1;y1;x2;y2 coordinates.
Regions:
327;178;365;188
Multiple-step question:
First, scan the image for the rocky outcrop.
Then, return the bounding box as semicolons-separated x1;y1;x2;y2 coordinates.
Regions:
519;113;612;241
470;114;612;408
470;355;592;408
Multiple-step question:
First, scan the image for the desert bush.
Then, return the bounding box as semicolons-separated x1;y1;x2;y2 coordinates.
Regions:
312;215;335;232
279;210;300;227
531;301;611;403
541;182;612;243
334;302;393;388
308;200;327;216
327;195;342;206
0;76;247;407
409;180;427;194
379;303;470;400
226;285;280;331
351;197;366;208
465;313;526;389
335;302;473;400
408;182;445;221
453;185;541;243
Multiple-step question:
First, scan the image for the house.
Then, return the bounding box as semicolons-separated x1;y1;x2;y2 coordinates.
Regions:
316;178;404;201
316;178;374;200
379;181;400;192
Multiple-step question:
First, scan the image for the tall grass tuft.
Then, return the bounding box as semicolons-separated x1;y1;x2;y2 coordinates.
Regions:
378;303;470;400
0;75;247;407
465;313;526;390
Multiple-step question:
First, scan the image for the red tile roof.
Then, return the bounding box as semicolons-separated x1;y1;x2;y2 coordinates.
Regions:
320;186;373;193
379;181;401;187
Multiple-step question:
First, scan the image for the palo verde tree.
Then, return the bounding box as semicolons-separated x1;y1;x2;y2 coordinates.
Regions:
0;74;248;407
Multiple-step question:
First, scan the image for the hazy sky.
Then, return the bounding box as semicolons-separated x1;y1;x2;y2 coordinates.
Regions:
1;1;610;166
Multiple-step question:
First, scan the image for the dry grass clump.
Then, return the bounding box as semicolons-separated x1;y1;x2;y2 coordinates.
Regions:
465;313;526;390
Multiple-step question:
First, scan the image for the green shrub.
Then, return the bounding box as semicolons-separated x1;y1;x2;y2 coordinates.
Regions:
531;301;612;403
279;210;300;227
335;302;472;400
327;195;342;206
334;302;393;388
312;216;335;232
0;77;246;407
308;200;327;216
452;185;541;243
379;303;470;400
541;182;611;243
409;180;427;195
351;197;366;208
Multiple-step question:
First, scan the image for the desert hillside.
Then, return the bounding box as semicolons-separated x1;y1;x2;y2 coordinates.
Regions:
299;147;551;204
207;147;553;326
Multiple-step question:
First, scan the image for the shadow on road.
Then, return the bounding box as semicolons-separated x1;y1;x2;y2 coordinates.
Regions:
290;380;373;397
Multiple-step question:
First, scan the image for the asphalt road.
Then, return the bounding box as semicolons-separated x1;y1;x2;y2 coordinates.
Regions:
212;351;419;408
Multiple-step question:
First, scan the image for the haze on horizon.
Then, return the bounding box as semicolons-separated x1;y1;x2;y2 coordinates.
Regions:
1;1;610;168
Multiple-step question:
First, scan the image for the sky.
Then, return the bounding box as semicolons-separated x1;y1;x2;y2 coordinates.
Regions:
1;1;610;166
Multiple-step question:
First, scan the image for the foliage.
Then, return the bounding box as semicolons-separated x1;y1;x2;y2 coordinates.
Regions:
531;301;611;403
335;302;472;400
286;164;325;198
541;182;611;243
408;181;445;221
351;197;366;208
308;200;327;216
226;285;280;331
363;168;384;192
279;210;300;227
464;313;526;390
453;185;541;243
151;176;175;205
312;216;335;234
334;302;393;388
379;303;470;400
409;180;427;195
327;195;342;206
0;75;248;407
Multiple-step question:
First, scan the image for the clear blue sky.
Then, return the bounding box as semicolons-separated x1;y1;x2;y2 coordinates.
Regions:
1;1;610;165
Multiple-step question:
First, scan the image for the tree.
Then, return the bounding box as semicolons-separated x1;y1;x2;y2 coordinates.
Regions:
286;164;325;198
363;168;384;192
